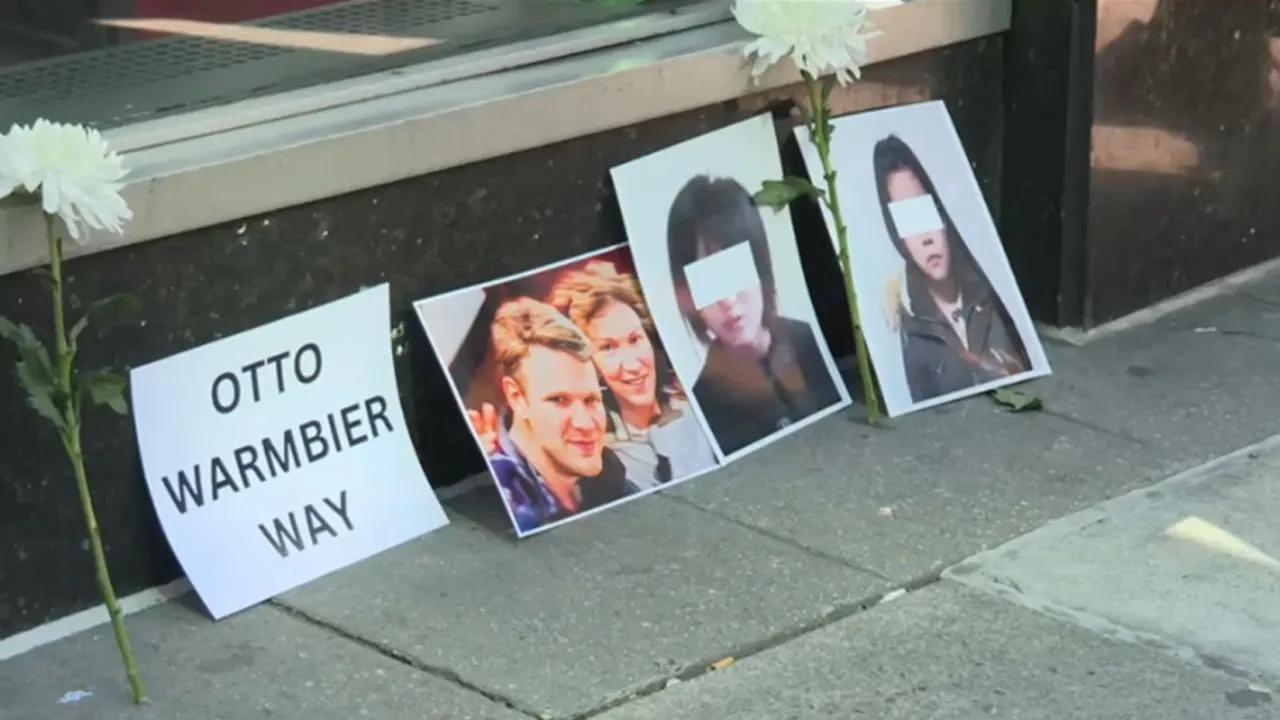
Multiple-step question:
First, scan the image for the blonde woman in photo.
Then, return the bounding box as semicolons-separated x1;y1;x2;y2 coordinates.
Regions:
549;261;717;490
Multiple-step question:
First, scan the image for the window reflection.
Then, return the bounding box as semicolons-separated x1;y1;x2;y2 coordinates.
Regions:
94;18;440;56
0;0;706;130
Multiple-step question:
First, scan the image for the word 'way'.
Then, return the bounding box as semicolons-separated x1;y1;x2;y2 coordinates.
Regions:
258;491;353;558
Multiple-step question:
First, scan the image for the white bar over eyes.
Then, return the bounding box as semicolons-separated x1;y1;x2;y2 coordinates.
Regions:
888;194;945;238
684;243;760;310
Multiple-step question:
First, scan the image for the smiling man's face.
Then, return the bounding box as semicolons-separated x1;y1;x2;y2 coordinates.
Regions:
509;345;606;479
888;168;951;283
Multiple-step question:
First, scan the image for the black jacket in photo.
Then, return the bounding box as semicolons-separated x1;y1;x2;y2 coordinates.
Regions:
898;273;1030;404
692;316;843;455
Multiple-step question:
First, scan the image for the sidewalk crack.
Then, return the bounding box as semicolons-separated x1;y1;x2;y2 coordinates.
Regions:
1239;291;1280;310
1208;327;1280;344
1040;409;1153;448
663;494;893;582
572;572;944;720
267;600;543;719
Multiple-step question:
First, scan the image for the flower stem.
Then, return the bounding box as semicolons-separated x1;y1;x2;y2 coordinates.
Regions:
804;74;881;424
48;220;70;389
46;217;147;704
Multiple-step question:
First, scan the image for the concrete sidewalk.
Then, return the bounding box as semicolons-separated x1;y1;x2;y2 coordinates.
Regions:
3;270;1278;719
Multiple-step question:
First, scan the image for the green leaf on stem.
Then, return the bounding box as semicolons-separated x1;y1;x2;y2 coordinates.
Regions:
0;315;24;346
23;383;66;429
0;317;54;383
754;177;826;213
69;316;88;348
990;387;1043;412
0;316;66;429
70;293;141;347
80;368;129;415
16;357;63;429
15;345;55;393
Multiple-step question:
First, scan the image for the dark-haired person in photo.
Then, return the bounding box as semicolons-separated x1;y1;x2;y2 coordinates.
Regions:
488;297;630;533
550;262;717;490
667;175;842;455
872;134;1030;403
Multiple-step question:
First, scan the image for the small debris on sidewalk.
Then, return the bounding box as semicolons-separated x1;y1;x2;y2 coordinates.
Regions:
990;387;1043;412
1225;686;1271;708
710;656;736;672
879;588;907;605
57;690;92;705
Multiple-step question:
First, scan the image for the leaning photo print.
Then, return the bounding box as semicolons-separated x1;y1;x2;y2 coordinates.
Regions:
612;114;850;461
413;245;718;537
798;100;1051;416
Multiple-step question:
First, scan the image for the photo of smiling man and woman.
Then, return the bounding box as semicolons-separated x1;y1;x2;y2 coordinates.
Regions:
612;114;850;461
797;100;1050;416
414;246;718;537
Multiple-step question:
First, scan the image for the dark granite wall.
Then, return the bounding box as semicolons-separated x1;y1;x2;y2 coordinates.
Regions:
0;35;1004;638
1082;0;1280;324
1002;0;1280;326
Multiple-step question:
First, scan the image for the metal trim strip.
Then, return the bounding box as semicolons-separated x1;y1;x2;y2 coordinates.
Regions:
0;0;1010;275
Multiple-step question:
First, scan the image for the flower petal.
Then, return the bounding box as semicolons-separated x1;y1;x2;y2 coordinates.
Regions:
41;181;60;215
732;0;875;85
3;118;132;242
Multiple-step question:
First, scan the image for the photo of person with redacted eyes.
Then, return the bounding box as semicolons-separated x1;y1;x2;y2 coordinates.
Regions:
873;135;1030;402
613;115;850;461
797;100;1050;416
665;176;844;456
414;246;717;537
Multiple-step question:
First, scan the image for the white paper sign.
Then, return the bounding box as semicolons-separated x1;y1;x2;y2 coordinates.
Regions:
130;285;447;618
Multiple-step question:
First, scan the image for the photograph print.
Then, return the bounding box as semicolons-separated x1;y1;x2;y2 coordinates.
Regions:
612;114;850;461
414;245;718;537
797;100;1051;416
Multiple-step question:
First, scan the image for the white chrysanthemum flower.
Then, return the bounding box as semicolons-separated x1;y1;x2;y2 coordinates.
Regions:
0;119;132;243
733;0;877;85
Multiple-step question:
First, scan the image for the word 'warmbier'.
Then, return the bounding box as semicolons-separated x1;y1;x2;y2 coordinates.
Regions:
160;396;392;515
160;344;395;558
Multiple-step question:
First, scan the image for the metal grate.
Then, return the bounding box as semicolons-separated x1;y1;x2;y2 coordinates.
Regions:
276;0;495;34
0;0;498;125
